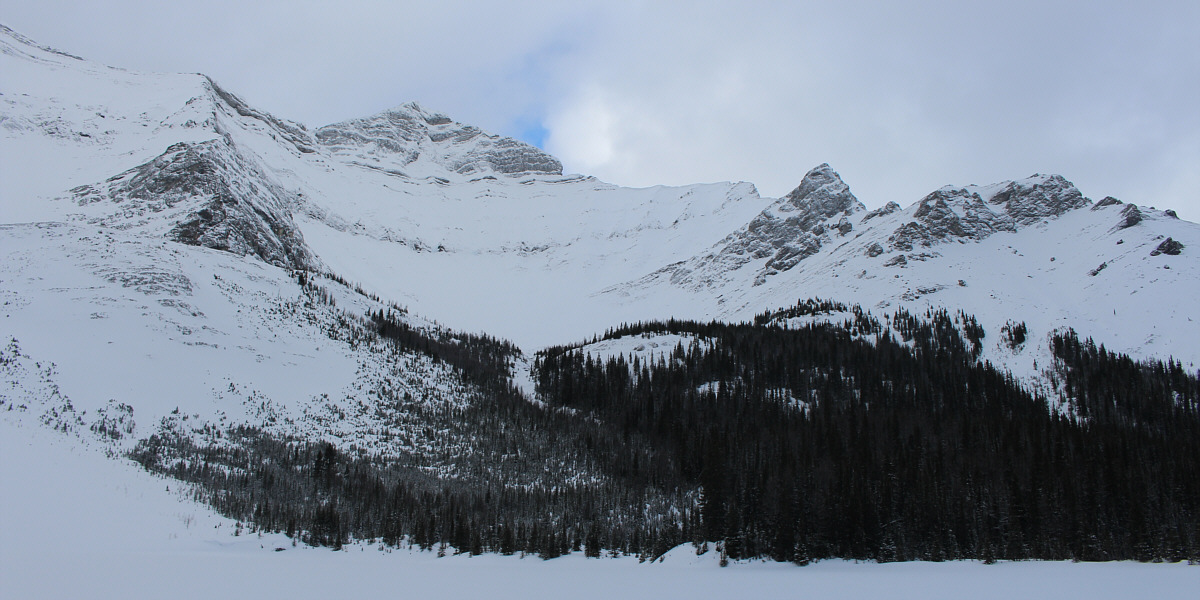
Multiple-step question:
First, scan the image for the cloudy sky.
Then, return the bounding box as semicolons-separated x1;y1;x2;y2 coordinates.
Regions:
4;0;1198;217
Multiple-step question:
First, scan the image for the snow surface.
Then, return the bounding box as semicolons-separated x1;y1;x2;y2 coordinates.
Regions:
0;221;495;466
570;333;708;362
0;27;217;223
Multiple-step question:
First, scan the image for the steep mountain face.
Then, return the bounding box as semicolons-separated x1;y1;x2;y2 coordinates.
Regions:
2;21;1198;428
70;138;315;269
646;164;866;288
0;27;320;270
315;102;562;179
605;167;1197;388
204;76;317;155
645;171;1091;293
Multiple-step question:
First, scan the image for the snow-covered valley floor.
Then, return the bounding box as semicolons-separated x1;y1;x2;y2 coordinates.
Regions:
3;420;1195;600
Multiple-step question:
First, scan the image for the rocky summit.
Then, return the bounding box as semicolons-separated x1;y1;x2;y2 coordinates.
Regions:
315;102;563;179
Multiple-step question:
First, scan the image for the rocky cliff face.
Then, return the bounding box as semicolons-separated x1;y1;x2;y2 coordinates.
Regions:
315;102;562;178
646;164;865;288
887;174;1088;251
622;171;1101;296
71;138;315;270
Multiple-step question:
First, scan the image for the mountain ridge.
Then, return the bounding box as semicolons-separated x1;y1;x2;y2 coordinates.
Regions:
2;21;1197;389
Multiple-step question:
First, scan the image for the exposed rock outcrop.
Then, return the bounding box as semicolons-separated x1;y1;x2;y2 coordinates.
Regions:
631;164;865;289
861;201;900;223
71;139;314;270
888;174;1088;251
1117;204;1143;229
1150;237;1184;256
985;174;1088;225
315;102;562;177
889;189;1016;251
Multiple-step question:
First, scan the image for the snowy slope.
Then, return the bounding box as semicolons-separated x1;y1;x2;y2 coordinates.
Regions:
2;20;1196;426
0;23;775;348
1;26;215;222
606;169;1200;382
0;221;487;461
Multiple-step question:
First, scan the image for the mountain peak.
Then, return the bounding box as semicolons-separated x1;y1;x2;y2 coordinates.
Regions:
986;173;1087;225
315;103;562;177
888;173;1089;251
382;101;453;125
782;163;865;219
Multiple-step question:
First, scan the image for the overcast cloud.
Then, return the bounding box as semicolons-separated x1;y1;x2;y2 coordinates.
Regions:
4;0;1198;217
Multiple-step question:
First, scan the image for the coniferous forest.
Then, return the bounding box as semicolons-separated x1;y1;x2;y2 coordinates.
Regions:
131;296;1200;563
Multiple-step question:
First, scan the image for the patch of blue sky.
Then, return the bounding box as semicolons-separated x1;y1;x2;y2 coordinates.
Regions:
515;119;549;149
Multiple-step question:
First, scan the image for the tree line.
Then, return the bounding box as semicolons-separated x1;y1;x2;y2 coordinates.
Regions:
534;311;1200;562
130;286;1200;562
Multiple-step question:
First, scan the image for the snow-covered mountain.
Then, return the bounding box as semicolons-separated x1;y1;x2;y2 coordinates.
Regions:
607;164;1196;390
3;23;1200;587
3;22;1196;407
4;22;1198;416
